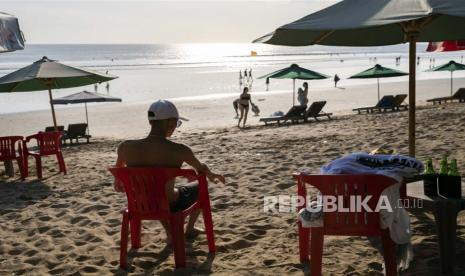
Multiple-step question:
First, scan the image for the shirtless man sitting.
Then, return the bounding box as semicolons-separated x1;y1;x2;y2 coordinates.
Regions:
113;99;225;240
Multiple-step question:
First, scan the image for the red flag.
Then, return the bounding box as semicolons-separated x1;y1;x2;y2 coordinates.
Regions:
426;40;465;52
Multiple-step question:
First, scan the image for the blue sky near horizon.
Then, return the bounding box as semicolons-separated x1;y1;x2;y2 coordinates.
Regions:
2;0;338;44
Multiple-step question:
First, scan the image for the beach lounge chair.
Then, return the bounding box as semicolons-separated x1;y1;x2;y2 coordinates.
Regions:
392;94;408;111
0;136;25;179
108;167;216;269
303;101;332;122
62;123;91;144
294;174;397;276
352;95;395;114
23;131;66;179
426;88;465;105
259;105;307;125
44;126;64;132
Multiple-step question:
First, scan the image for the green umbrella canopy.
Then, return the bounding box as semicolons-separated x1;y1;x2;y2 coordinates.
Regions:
253;0;465;157
349;64;408;101
426;60;465;95
258;64;329;106
0;56;118;128
349;64;408;79
258;63;329;80
0;56;117;92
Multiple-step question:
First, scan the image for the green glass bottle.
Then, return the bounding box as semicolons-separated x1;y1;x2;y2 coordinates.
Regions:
447;159;462;198
438;156;449;197
423;158;438;196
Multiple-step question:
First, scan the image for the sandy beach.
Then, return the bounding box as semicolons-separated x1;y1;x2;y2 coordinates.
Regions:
1;78;465;275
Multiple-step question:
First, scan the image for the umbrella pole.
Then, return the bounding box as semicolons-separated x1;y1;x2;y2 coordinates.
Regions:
377;78;380;102
451;71;453;96
48;88;58;130
85;102;90;135
408;35;417;157
293;79;295;106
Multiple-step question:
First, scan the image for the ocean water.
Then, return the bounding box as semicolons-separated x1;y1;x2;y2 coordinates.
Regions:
0;43;464;114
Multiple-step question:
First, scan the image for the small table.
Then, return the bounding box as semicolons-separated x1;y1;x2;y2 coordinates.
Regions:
407;181;465;274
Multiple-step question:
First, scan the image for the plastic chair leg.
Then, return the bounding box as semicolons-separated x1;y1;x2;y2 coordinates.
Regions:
170;215;186;268
298;222;310;262
16;157;25;179
56;152;66;174
120;210;129;269
310;227;324;276
23;155;29;178
202;205;216;253
381;229;397;276
130;219;141;249
35;156;42;179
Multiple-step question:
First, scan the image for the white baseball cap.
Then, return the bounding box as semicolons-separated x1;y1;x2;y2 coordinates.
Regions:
148;100;188;121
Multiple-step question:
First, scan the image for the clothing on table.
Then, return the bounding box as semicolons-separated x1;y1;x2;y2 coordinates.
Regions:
170;182;199;212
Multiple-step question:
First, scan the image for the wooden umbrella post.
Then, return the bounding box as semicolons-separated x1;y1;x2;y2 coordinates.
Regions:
293;78;296;106
377;78;380;102
408;33;417;157
451;71;453;96
85;102;90;135
45;82;58;130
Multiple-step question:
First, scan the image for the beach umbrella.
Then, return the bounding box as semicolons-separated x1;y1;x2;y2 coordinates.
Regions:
51;91;122;135
0;56;118;129
254;0;465;157
0;12;25;53
426;60;465;96
349;64;408;102
258;63;329;105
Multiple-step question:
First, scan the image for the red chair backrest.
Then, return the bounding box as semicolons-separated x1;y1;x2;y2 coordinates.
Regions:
295;174;396;235
37;131;63;155
109;167;199;218
0;136;23;161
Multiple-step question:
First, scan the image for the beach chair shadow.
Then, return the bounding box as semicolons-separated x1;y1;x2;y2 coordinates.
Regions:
427;88;465;105
0;179;52;210
353;95;395;114
259;105;306;126
109;167;216;270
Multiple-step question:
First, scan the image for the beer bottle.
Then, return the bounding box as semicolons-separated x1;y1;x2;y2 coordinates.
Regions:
447;159;462;198
438;156;449;197
423;158;438;196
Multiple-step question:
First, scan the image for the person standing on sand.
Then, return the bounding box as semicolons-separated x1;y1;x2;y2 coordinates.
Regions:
238;87;252;128
113;100;225;241
297;82;309;107
233;98;239;118
334;74;340;87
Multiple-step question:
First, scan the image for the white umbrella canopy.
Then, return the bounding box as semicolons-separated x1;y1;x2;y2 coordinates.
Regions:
254;0;465;157
51;91;122;135
0;12;25;53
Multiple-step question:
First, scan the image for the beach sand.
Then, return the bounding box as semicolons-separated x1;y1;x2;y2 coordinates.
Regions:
1;80;465;275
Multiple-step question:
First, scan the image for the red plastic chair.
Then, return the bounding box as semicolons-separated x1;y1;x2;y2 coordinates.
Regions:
294;174;398;276
0;136;25;179
108;167;216;269
23;131;66;179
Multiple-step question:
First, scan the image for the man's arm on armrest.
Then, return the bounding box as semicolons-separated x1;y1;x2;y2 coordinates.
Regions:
113;142;127;192
181;145;225;184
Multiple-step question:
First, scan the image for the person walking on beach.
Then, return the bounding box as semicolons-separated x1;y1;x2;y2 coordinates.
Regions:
334;74;340;87
94;83;98;92
297;82;309;107
105;82;110;93
113;99;225;241
238;87;252;128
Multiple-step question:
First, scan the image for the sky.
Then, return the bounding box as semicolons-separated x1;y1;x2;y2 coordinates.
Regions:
1;0;338;44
